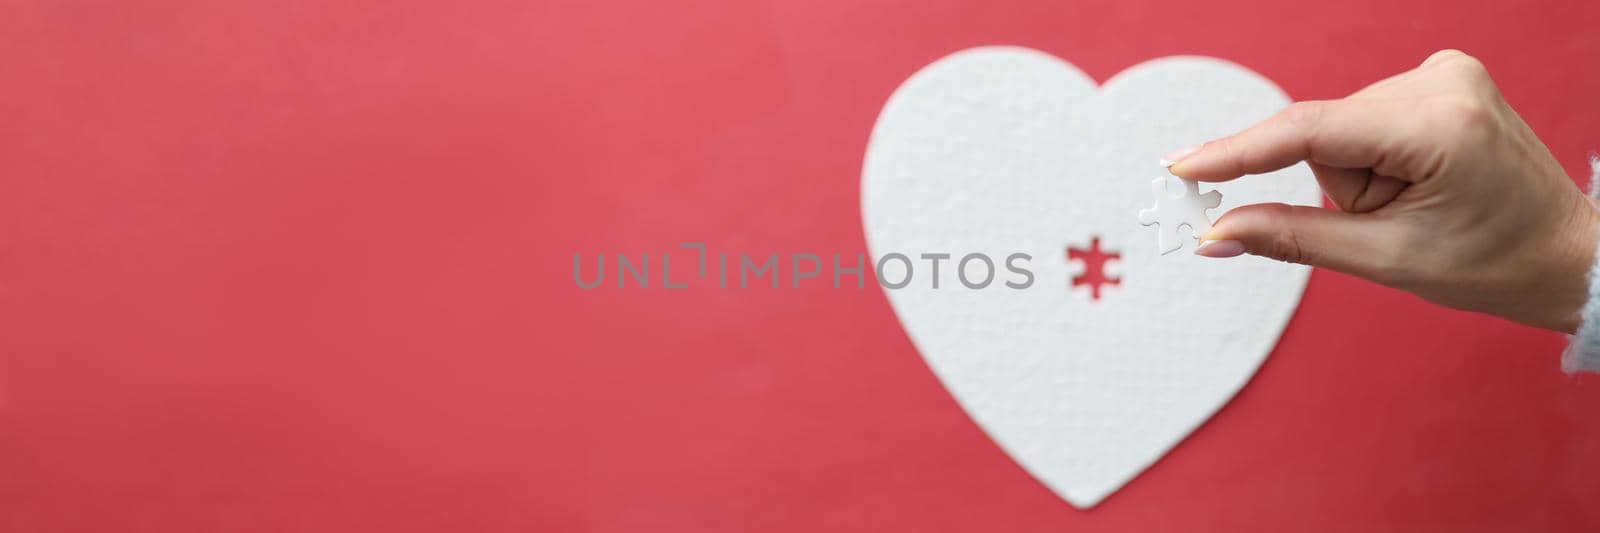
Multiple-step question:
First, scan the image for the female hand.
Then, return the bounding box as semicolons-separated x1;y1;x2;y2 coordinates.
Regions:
1167;50;1599;333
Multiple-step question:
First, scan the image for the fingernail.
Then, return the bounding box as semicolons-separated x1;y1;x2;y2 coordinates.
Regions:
1160;145;1202;168
1194;239;1245;258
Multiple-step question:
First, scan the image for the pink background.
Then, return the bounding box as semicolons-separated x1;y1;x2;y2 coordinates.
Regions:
4;1;1600;530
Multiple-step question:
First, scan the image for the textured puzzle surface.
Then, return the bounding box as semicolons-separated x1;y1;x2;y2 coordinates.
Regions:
862;47;1321;508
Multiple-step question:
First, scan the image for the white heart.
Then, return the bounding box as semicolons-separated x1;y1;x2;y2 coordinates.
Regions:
861;47;1320;508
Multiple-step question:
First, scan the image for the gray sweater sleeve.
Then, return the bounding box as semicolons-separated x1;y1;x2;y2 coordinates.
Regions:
1563;157;1600;373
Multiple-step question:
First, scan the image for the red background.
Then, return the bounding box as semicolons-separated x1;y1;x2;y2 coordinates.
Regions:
4;1;1600;531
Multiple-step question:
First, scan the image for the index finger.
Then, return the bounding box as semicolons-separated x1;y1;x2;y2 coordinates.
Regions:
1168;98;1404;182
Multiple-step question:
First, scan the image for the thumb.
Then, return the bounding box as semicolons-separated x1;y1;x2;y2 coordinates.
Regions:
1198;203;1399;282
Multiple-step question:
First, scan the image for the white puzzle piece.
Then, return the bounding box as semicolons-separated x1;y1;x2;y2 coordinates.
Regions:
1138;176;1222;254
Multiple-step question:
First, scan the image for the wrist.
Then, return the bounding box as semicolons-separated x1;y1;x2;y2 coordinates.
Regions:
1542;194;1600;333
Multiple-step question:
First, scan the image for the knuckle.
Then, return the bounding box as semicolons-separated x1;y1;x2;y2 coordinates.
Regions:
1445;52;1487;75
1434;52;1494;88
1424;49;1470;66
1271;224;1311;266
1212;136;1248;176
1423;49;1486;74
1282;100;1326;130
1280;101;1327;156
1427;48;1465;64
1250;204;1312;265
1422;50;1498;93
